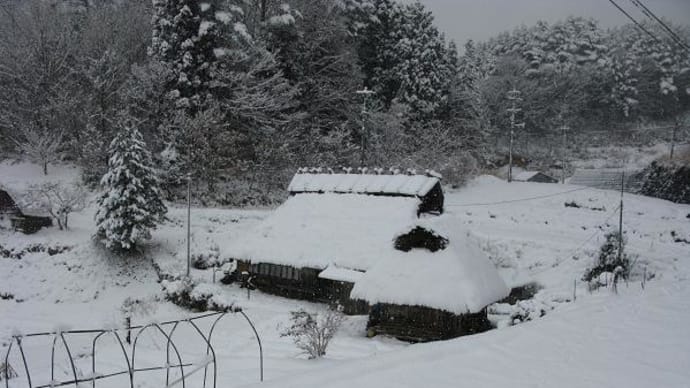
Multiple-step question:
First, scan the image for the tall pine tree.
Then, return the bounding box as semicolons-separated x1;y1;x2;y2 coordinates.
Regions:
95;120;167;252
150;0;222;111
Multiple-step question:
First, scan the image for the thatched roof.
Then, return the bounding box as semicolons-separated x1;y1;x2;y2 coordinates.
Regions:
288;173;440;198
350;218;509;314
222;193;421;271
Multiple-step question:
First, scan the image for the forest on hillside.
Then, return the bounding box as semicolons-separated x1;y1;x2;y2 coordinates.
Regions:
0;0;689;204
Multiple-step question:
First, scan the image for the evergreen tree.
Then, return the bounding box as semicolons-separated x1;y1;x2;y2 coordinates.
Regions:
352;0;456;119
95;120;167;252
150;0;222;111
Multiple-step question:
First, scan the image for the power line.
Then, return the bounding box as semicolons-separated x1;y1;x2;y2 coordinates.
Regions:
606;0;661;43
629;0;690;50
529;203;622;277
445;186;590;207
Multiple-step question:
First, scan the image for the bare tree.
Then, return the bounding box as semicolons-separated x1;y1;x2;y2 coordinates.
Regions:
13;127;64;175
280;308;344;359
24;182;87;230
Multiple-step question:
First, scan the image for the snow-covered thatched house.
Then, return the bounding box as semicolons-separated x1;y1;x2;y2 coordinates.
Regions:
223;171;508;341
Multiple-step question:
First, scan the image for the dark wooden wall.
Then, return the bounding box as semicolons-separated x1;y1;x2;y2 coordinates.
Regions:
367;303;492;342
236;260;369;314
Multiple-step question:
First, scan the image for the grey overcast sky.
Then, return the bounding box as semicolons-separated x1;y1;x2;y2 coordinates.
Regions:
400;0;690;45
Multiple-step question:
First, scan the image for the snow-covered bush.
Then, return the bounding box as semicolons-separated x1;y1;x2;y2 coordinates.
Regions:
0;362;18;381
95;121;167;252
192;244;224;269
583;232;631;284
640;161;690;204
161;279;235;312
280;308;344;359
489;297;556;327
23;182;86;230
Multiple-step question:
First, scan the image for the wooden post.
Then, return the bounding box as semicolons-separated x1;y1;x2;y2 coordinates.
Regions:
670;120;678;160
126;316;131;344
573;279;576;301
561;124;569;184
186;174;191;278
617;172;624;265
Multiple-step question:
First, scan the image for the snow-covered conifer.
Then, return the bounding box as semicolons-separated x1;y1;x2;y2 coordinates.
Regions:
150;0;222;111
95;120;167;252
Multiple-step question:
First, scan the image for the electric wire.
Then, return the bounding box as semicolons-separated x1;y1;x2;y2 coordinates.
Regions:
606;0;661;43
629;0;690;50
445;186;591;207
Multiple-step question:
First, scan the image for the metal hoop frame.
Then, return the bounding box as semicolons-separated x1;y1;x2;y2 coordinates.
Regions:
2;309;262;388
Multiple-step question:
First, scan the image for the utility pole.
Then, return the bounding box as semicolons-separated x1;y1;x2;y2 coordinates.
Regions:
506;88;524;182
560;124;569;184
670;119;679;160
186;173;192;278
356;87;375;167
617;172;624;264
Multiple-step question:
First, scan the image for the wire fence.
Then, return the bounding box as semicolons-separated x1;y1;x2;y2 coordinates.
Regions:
2;309;263;388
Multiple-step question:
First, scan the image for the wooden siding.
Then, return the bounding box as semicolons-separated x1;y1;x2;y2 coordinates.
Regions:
366;303;492;342
237;261;369;315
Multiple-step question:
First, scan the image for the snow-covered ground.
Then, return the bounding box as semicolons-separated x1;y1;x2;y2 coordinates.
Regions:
1;162;689;387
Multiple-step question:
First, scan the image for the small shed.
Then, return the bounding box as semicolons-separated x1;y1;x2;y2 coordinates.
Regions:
514;171;558;183
0;189;21;229
0;188;52;233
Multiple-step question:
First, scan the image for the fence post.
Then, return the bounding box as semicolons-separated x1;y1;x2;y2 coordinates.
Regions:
573;279;576;301
126;317;131;344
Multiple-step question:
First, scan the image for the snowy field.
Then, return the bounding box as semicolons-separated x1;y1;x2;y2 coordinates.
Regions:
1;161;689;387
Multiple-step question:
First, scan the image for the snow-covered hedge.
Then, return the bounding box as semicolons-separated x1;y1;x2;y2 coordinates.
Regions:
640;161;690;204
161;278;237;312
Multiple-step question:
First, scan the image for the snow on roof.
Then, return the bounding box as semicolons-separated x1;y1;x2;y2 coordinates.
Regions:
221;193;421;271
514;171;543;181
350;217;509;314
288;173;440;197
318;265;365;283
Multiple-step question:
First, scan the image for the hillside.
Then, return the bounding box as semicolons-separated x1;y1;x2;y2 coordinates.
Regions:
1;161;689;387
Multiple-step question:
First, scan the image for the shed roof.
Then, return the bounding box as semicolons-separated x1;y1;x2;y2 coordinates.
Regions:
0;189;19;212
288;173;440;197
514;171;543;181
318;265;365;283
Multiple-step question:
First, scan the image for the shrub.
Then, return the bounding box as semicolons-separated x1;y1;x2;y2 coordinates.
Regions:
583;232;631;283
280;308;344;359
161;279;235;312
0;362;18;381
